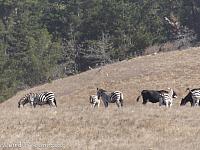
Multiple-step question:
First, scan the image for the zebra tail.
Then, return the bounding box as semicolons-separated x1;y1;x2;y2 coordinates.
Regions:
136;95;141;102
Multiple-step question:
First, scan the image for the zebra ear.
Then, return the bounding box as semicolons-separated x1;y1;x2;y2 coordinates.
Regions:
97;88;99;91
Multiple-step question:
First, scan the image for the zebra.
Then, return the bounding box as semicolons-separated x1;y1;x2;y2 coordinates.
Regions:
18;92;57;108
18;93;37;108
186;88;200;106
97;88;123;108
89;95;100;108
159;88;176;107
136;89;177;105
33;91;57;107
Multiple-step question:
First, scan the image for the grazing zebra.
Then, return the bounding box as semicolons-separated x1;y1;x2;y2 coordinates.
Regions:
33;91;57;107
186;88;200;106
180;92;193;106
18;92;57;108
159;88;176;107
18;93;37;108
89;95;100;108
97;88;123;108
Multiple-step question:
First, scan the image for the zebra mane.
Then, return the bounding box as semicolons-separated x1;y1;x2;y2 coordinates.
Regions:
97;88;107;93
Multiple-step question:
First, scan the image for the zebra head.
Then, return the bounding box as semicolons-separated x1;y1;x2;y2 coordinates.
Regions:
18;96;29;108
18;100;23;108
167;88;177;98
180;92;193;106
18;93;36;108
97;88;107;99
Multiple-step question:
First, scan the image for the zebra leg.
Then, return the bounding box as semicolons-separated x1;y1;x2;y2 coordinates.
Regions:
166;101;169;107
49;100;56;107
30;101;34;107
142;98;148;105
196;99;200;106
120;99;123;107
91;104;94;108
97;102;100;108
116;100;121;108
193;98;198;106
94;103;97;108
103;101;108;108
53;98;57;107
159;98;163;106
191;98;195;107
119;93;123;107
169;101;172;108
33;102;37;108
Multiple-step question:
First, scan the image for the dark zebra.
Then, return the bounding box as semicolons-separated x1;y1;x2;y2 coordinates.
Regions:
159;88;175;107
18;93;37;108
136;90;177;105
89;95;100;108
33;91;57;107
180;91;193;106
185;88;200;106
97;88;123;108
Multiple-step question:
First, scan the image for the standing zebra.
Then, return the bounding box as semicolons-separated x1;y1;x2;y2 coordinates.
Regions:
33;91;57;107
159;88;176;107
97;88;123;108
18;93;37;108
186;88;200;106
89;95;100;108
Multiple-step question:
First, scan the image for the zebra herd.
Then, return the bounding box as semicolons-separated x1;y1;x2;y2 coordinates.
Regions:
90;88;200;108
18;87;200;109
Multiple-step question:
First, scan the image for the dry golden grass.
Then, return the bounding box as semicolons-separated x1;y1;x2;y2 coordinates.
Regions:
1;47;200;150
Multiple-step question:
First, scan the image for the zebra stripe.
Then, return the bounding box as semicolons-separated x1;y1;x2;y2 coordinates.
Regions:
187;88;200;106
89;95;100;108
18;92;57;108
34;92;57;107
159;88;174;108
97;88;123;108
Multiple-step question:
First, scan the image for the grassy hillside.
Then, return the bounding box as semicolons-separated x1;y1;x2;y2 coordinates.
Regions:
1;47;200;150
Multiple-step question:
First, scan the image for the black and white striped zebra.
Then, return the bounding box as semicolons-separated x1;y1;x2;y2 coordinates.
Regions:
33;92;57;107
18;93;37;108
186;88;200;106
18;92;57;108
97;88;123;108
89;95;100;108
159;88;176;107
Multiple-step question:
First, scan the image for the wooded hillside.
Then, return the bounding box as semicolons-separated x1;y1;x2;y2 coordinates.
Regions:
0;0;199;101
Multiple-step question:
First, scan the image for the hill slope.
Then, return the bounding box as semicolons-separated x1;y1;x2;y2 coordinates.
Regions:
1;47;200;150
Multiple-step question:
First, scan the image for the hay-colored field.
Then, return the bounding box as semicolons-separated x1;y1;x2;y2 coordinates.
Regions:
1;47;200;150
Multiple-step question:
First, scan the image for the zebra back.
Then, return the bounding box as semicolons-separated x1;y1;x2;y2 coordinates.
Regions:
110;91;123;103
97;88;123;107
190;90;200;99
34;91;56;107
